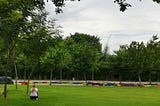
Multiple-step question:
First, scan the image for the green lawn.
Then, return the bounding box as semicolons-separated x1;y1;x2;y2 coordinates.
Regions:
0;85;160;106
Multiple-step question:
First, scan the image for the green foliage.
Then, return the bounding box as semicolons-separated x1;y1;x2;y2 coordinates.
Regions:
66;33;102;80
110;35;160;82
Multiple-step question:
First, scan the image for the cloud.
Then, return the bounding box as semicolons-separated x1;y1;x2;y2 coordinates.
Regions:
108;31;160;54
45;0;160;54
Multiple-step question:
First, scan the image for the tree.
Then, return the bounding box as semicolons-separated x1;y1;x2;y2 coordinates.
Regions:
55;39;72;82
146;35;160;83
98;45;112;80
111;35;160;83
0;37;5;77
114;45;129;83
67;33;102;83
41;37;72;82
0;0;24;99
124;41;146;84
18;10;56;94
41;47;57;85
0;0;49;99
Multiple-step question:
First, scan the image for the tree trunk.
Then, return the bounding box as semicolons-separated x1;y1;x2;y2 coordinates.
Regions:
106;71;108;81
26;63;36;95
92;70;94;82
14;62;18;90
23;69;26;82
119;72;122;84
76;71;79;80
149;73;152;84
50;70;53;86
26;79;30;95
138;73;141;85
13;49;18;90
4;48;11;99
84;72;87;86
60;68;62;83
38;74;42;80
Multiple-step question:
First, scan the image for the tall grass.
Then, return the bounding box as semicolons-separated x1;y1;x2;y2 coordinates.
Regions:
0;85;160;106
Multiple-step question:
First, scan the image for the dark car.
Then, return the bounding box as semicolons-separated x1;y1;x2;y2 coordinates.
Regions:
0;76;14;84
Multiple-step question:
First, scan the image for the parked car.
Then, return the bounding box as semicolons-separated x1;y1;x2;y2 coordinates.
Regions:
0;76;14;84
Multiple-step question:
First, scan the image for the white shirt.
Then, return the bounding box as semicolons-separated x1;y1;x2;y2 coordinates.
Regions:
30;88;38;96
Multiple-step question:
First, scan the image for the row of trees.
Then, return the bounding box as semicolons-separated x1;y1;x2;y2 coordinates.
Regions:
0;32;102;82
112;35;160;84
1;33;160;83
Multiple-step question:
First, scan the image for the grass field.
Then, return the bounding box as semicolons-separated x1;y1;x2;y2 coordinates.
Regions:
0;85;160;106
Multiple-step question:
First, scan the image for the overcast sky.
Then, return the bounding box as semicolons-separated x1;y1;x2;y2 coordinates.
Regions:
45;0;160;54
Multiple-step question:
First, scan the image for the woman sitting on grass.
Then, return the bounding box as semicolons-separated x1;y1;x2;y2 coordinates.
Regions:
30;84;38;100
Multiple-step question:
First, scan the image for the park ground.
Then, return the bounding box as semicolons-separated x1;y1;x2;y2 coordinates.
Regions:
0;85;160;106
